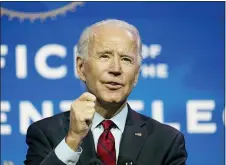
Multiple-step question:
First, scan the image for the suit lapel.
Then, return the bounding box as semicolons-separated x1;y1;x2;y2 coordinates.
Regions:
78;130;97;165
62;111;97;165
118;105;150;163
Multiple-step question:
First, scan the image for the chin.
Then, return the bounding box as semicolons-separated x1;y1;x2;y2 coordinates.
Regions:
100;92;125;104
102;97;122;103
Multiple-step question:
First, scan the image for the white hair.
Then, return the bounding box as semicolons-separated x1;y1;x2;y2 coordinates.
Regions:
76;19;142;64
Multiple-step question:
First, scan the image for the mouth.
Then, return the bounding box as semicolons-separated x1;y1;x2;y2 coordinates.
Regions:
103;81;124;90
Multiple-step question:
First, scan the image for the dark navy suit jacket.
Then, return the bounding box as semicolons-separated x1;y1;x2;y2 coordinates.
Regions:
24;105;187;165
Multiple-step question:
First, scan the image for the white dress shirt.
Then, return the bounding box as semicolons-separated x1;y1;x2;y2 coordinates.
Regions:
55;104;128;165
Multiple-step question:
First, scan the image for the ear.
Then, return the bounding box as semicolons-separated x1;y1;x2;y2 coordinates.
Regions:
133;67;140;87
76;56;86;82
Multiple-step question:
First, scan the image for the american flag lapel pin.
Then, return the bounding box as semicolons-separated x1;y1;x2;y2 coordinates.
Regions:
134;132;142;136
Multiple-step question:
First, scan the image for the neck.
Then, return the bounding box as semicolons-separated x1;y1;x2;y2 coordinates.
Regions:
95;100;127;119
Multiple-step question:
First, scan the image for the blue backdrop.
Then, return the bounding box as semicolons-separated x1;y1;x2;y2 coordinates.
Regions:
1;2;225;165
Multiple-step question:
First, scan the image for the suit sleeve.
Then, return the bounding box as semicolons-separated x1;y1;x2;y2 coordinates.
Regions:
164;132;188;165
24;123;66;165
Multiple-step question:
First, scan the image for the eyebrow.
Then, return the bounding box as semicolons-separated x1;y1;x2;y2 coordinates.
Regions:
96;50;134;59
119;54;132;59
96;50;113;55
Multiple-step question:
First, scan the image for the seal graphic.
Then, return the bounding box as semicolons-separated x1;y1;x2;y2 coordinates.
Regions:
1;2;84;22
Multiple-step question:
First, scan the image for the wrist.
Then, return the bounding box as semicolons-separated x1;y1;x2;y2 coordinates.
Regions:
65;132;83;151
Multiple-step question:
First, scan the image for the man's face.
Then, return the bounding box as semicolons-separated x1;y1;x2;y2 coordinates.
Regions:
78;26;140;104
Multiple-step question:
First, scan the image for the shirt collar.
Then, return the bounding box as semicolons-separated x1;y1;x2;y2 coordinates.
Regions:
91;104;128;132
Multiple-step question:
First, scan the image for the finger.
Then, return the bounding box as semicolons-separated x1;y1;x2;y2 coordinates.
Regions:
85;101;95;108
70;100;94;109
84;113;95;122
79;92;96;102
81;107;95;115
79;112;94;123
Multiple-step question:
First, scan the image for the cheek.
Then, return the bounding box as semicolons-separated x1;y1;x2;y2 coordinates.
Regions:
125;71;137;84
84;63;103;85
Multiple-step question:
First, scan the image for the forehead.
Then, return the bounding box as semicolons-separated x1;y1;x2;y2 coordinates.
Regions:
90;26;137;52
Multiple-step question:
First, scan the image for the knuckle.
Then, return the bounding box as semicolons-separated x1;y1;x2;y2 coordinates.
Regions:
91;95;96;101
82;92;88;97
87;102;95;107
86;115;93;120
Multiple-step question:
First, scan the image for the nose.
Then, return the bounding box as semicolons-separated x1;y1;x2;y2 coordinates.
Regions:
108;55;122;76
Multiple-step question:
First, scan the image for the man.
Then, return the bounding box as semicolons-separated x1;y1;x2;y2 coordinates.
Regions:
24;19;187;165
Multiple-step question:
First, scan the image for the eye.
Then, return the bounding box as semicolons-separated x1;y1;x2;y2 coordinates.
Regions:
99;54;110;59
121;57;132;63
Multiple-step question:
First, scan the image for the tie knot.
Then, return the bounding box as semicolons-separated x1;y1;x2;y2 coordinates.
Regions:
102;120;114;130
